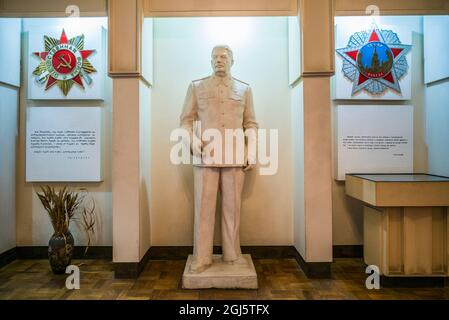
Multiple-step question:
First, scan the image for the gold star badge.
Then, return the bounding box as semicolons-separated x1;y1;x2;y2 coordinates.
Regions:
32;29;97;96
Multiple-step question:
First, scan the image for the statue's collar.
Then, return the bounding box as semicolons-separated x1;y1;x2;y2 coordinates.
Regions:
211;74;232;87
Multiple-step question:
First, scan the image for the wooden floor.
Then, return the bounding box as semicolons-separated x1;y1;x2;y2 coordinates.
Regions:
0;258;448;300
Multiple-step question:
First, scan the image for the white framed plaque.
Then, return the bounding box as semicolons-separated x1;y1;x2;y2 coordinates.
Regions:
336;105;413;181
26;107;102;182
27;24;105;100
334;18;412;100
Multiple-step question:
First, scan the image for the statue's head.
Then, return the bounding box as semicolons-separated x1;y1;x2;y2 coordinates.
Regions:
211;45;234;77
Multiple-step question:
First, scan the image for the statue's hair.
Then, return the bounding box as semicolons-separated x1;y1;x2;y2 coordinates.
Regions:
211;45;234;61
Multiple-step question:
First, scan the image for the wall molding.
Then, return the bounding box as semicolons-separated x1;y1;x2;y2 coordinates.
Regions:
2;245;351;279
108;0;142;75
333;245;363;258
300;0;335;76
0;81;20;90
0;247;17;269
2;245;361;261
426;77;449;88
140;76;152;88
114;246;152;279
107;72;141;78
0;0;107;17
13;246;111;260
147;246;298;260
0;246;112;269
301;71;335;78
293;249;331;279
335;0;449;16
148;246;332;279
381;275;445;288
143;0;298;17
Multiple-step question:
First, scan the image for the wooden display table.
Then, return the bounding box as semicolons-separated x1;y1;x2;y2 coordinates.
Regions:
346;174;449;280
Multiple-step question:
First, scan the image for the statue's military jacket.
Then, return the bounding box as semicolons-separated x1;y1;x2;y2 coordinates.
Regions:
180;75;258;167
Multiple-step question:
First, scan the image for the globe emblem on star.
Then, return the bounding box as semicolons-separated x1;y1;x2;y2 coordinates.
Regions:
357;42;394;79
336;22;412;95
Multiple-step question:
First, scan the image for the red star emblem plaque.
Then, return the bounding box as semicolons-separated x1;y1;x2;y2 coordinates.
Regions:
32;29;97;96
336;22;412;96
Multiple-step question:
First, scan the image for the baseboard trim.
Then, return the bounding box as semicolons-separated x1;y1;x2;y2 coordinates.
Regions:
293;249;331;279
148;245;362;260
15;246;112;260
0;247;17;269
381;275;445;288
3;245;360;279
148;246;330;279
333;245;363;258
15;247;48;259
243;246;298;259
147;246;297;260
114;247;152;279
147;246;194;260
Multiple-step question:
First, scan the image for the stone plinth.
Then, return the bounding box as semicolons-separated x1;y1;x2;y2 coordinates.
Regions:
182;254;258;289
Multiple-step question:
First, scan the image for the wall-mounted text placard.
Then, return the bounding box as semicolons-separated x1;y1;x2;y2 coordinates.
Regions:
336;105;413;180
26;107;102;182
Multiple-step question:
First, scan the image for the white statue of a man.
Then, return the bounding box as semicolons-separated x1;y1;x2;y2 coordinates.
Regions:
180;45;258;273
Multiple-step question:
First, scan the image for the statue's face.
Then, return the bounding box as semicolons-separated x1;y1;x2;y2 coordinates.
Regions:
211;47;233;76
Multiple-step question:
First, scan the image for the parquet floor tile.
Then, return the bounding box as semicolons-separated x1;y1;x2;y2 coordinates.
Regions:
0;258;447;300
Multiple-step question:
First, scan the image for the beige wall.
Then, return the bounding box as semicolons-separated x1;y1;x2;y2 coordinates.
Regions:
0;85;18;254
149;17;293;246
331;16;427;245
112;78;140;262
139;18;153;259
425;81;449;176
424;15;449;178
138;19;153;258
139;81;151;258
16;18;113;247
292;81;305;256
303;77;333;261
0;18;20;254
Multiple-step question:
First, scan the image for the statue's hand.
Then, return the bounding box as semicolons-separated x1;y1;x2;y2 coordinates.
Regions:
243;162;255;172
191;137;203;157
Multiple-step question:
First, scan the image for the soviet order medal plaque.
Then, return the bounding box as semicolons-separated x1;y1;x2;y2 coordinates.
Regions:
32;29;97;96
336;22;412;96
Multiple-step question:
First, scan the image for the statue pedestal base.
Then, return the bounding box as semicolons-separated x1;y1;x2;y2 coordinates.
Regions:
182;254;258;289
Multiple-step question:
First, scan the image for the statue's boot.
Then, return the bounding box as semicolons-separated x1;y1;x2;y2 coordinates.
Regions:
189;261;212;274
